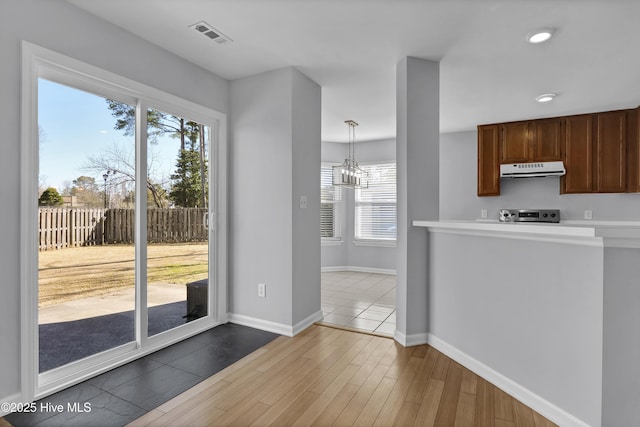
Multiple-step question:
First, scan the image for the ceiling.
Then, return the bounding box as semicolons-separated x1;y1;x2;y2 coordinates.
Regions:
68;0;640;142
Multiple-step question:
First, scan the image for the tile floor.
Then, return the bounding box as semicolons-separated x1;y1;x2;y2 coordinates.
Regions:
3;324;279;427
319;271;396;336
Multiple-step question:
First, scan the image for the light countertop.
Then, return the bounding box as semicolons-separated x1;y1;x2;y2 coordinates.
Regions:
412;219;640;247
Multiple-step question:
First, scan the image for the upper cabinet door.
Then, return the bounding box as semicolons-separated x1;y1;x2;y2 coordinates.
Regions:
531;118;563;161
596;110;626;192
500;122;530;163
477;125;500;196
561;115;594;194
627;107;640;192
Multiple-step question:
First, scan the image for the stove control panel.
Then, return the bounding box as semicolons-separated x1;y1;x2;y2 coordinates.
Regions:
499;209;560;223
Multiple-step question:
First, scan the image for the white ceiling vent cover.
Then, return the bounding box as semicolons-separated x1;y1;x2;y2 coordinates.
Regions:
189;21;232;44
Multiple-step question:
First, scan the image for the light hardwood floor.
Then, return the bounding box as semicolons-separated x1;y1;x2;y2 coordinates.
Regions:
128;325;557;427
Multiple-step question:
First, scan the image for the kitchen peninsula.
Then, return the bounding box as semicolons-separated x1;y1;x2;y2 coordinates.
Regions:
412;219;640;427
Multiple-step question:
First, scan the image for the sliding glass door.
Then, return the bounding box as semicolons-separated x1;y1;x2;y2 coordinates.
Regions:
144;108;211;337
37;79;138;373
23;42;226;400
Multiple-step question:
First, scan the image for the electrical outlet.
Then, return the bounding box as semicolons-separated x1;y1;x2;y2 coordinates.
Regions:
584;210;593;220
480;209;488;219
258;282;266;298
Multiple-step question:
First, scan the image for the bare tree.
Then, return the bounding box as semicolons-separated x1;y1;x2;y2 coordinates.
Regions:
83;143;168;208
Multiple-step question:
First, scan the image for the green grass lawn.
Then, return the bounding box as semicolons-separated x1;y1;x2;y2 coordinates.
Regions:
38;242;208;307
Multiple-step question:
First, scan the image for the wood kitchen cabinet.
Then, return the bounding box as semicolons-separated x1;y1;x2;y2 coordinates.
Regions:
595;110;626;192
562;110;627;194
500;122;529;163
479;107;636;197
561;114;593;194
627;107;640;192
532;118;564;161
477;124;500;196
500;119;563;164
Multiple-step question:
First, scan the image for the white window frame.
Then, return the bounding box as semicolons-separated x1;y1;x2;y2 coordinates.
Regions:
20;41;228;401
354;161;397;247
321;163;343;245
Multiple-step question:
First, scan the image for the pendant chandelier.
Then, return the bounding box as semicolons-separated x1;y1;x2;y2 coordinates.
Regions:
332;120;368;188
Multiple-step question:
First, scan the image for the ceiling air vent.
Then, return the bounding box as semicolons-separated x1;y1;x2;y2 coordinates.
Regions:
189;21;232;44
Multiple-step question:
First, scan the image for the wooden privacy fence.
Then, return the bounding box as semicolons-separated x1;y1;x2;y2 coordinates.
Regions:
39;208;105;251
38;208;208;251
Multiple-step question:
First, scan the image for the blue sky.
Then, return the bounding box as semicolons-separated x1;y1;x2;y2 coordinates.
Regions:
38;78;182;192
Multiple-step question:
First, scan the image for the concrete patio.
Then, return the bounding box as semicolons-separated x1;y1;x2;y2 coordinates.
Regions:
38;283;193;372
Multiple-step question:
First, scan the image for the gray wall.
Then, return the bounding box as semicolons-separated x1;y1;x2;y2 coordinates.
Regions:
0;0;229;402
602;247;640;426
230;67;321;327
428;231;604;426
440;130;640;221
396;57;440;338
321;138;397;272
291;70;322;324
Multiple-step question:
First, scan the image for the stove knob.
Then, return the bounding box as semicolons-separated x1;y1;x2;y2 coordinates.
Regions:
543;213;548;218
551;213;556;217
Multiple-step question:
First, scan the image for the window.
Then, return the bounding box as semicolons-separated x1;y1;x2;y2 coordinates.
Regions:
321;165;341;239
355;162;396;241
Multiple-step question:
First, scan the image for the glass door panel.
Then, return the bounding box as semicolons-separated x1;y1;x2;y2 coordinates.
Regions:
37;78;136;372
146;108;210;336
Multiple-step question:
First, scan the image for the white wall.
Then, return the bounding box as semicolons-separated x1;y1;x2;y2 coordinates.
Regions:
230;67;321;330
321;138;396;272
440;130;640;221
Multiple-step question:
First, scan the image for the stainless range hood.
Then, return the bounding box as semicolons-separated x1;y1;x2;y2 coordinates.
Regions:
500;161;566;178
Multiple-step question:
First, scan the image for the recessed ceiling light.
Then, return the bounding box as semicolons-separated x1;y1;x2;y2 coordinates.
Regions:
536;93;556;103
527;28;554;44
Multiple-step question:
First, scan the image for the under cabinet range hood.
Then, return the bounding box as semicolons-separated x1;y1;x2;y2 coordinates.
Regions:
500;161;566;178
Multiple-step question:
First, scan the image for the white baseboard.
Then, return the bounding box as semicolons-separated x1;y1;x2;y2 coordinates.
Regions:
393;330;407;346
0;393;23;416
321;265;349;273
321;265;397;275
292;310;324;336
228;310;323;337
426;333;591;427
228;313;293;336
393;330;427;347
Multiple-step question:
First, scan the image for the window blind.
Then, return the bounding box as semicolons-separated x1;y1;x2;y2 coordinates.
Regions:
355;162;396;241
321;166;341;238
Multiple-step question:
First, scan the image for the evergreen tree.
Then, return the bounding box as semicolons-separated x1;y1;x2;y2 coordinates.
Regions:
39;187;64;206
169;148;207;207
